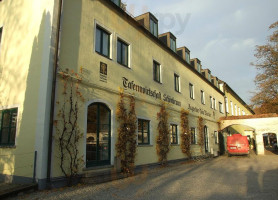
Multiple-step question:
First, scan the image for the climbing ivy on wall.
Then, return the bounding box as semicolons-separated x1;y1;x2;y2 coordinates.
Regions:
180;109;191;158
54;68;85;186
156;102;170;166
115;90;137;175
197;116;204;154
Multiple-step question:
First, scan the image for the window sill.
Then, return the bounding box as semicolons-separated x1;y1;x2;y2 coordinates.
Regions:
117;62;130;69
170;144;179;146
0;145;16;149
137;144;153;147
154;80;162;84
175;90;181;94
95;51;112;60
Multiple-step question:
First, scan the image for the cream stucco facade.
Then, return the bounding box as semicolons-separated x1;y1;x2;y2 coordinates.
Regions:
0;0;259;189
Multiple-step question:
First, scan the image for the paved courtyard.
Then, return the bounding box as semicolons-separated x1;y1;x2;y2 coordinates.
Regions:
9;153;278;200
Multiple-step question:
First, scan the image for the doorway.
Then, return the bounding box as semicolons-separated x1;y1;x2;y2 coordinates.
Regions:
204;126;209;153
86;103;111;167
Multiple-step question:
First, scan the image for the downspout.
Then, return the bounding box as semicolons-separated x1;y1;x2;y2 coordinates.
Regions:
47;0;63;188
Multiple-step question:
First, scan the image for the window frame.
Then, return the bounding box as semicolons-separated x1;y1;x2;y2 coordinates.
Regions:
137;118;150;145
170;124;178;145
201;90;205;105
0;26;3;55
117;38;129;67
214;131;218;144
213;98;216;110
191;127;197;144
225;97;229;113
210;96;213;109
153;60;161;83
189;83;194;99
95;25;111;58
150;18;158;37
170;37;176;52
230;101;234;116
111;0;121;6
0;107;18;146
174;73;180;92
219;102;223;113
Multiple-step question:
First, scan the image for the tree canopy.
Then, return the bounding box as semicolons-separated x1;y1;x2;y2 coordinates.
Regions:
251;21;278;114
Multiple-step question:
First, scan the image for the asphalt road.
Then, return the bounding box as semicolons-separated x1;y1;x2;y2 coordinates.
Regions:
10;153;278;200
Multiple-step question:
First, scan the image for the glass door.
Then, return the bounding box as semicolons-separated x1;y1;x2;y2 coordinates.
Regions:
86;103;111;167
204;126;209;153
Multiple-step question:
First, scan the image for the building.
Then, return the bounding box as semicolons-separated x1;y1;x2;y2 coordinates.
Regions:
0;0;255;189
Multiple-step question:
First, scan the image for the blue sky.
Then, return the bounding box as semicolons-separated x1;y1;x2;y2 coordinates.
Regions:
124;0;278;104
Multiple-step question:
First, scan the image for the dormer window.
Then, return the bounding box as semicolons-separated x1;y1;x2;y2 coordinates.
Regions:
170;37;176;52
185;51;190;63
150;18;158;37
197;62;201;73
208;73;211;82
111;0;121;6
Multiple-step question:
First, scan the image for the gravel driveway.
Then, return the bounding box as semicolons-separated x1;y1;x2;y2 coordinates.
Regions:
9;153;278;200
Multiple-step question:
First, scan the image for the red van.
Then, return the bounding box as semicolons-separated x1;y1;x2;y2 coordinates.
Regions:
227;134;250;157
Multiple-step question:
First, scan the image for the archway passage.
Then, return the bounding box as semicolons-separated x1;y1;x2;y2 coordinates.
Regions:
219;124;255;155
86;103;111;167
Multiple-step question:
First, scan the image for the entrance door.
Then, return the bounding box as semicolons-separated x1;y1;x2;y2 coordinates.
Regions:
204;126;209;153
86;103;111;167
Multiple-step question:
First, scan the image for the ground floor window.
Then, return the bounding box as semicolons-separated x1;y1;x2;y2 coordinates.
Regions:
0;108;18;146
170;124;178;144
191;127;197;144
138;119;150;145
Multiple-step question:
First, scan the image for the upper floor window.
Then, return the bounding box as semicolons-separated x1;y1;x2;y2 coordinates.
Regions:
201;90;205;105
230;101;234;115
0;108;18;146
174;74;180;92
170;124;178;144
235;104;238;116
242;110;245;116
170;37;176;52
219;102;223;113
185;51;190;63
210;96;213;109
191;127;197;144
208;73;211;82
117;39;129;67
153;60;161;83
213;98;216;110
225;97;229;113
95;26;111;58
238;107;241;116
0;27;2;54
137;119;150;145
111;0;120;6
197;62;201;73
189;83;194;99
150;18;158;37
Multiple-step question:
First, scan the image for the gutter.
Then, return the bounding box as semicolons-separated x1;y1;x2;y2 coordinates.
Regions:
47;0;63;188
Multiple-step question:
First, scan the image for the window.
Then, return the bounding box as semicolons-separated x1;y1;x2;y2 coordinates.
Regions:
170;37;176;52
238;107;241;116
201;90;205;105
242;110;245;116
235;104;237;116
150;18;158;37
191;128;197;144
0;27;2;54
214;131;218;144
153;61;161;83
230;101;234;115
95;26;110;58
0;108;18;146
219;102;223;113
197;62;201;73
185;51;190;63
210;96;213;109
170;124;178;144
225;97;229;113
111;0;120;6
208;73;211;82
213;98;216;110
174;74;180;92
137;119;150;145
117;39;129;67
189;83;194;99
